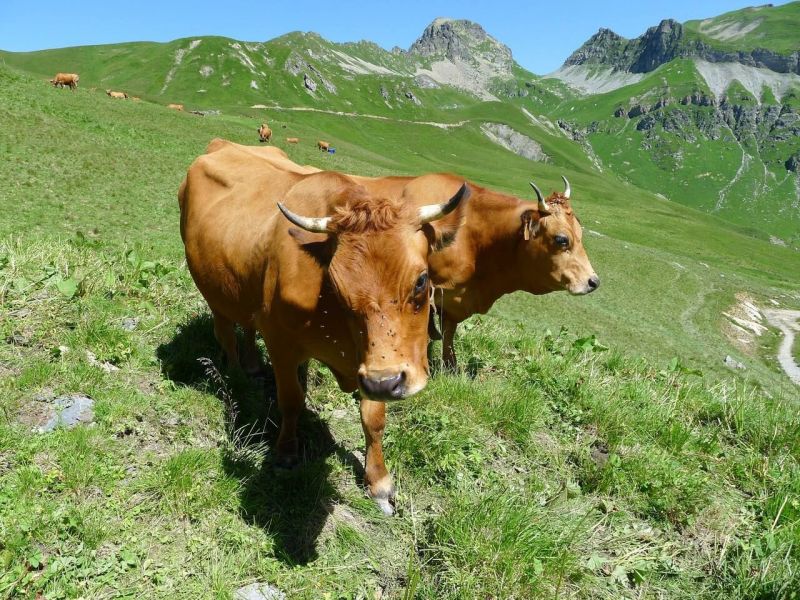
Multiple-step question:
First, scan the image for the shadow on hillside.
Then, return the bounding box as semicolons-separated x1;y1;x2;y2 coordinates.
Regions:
156;313;366;565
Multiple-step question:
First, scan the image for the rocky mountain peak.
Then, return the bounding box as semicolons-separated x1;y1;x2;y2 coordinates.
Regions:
409;18;513;71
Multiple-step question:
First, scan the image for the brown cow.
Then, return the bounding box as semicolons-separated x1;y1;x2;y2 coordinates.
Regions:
167;103;184;111
258;123;272;143
50;73;79;90
317;140;330;151
236;147;599;369
178;139;469;513
106;90;128;99
286;137;299;144
398;175;599;369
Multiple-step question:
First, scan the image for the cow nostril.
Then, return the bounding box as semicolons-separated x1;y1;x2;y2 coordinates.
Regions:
389;371;407;398
588;276;600;291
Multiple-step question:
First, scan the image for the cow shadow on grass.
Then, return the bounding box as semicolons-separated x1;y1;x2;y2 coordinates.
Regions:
156;313;366;565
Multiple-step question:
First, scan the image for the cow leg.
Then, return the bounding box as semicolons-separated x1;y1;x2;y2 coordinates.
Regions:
240;327;263;375
360;398;395;515
211;311;240;370
442;316;459;372
271;350;305;469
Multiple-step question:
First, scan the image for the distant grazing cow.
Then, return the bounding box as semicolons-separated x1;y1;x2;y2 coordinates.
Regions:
50;73;79;90
285;137;299;144
317;140;330;151
258;123;272;143
179;138;469;514
106;90;128;99
167;103;184;111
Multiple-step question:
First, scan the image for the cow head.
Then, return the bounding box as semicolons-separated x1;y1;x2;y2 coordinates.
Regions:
517;176;599;295
279;183;469;400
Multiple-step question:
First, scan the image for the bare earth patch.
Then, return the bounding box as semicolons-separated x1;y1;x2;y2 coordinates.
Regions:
721;292;766;355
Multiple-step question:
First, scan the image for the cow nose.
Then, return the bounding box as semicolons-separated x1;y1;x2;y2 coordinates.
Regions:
588;275;600;291
359;370;407;400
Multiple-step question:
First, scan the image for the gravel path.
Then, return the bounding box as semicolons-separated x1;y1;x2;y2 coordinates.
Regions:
764;308;800;385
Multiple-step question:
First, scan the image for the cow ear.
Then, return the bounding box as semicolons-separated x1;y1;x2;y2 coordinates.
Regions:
520;209;541;240
288;228;334;264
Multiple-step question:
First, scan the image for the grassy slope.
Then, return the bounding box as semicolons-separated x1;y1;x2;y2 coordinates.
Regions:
684;1;800;54
1;64;799;598
539;59;800;242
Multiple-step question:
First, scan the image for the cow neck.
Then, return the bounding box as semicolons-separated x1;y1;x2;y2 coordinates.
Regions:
431;191;525;310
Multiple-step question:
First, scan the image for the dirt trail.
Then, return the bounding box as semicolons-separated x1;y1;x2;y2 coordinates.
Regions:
252;105;469;130
763;309;800;385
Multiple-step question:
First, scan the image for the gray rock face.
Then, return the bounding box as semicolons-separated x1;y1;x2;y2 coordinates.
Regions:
628;104;648;118
414;74;439;89
564;19;800;75
409;18;513;75
404;90;421;105
234;583;285;600
284;52;304;76
379;85;389;100
303;73;317;92
480;123;548;162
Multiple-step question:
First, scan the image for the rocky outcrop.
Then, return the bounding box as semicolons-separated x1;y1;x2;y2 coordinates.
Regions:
303;73;317;92
408;18;515;100
409;18;512;73
564;18;800;75
404;90;421;105
480;123;548;162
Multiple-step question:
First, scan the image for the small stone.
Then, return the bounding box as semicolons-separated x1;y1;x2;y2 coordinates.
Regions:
723;355;746;370
121;317;139;331
38;395;95;432
233;582;286;600
86;351;119;373
6;332;31;346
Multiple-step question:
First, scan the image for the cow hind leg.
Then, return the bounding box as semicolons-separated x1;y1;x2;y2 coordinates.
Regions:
360;398;395;515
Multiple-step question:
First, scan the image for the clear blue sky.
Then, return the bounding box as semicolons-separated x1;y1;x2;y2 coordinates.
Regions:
0;0;792;74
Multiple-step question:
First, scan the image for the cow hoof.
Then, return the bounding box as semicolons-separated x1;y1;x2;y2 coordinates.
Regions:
274;454;300;472
368;478;396;516
373;496;394;516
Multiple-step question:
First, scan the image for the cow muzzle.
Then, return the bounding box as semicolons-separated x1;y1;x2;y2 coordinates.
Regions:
569;274;600;295
358;369;408;401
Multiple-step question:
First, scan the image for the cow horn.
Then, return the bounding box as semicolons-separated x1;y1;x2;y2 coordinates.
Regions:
418;182;470;224
277;203;334;233
562;175;571;199
529;181;550;214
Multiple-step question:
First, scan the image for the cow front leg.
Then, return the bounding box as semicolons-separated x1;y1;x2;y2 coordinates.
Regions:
270;351;305;470
211;311;240;370
360;398;395;515
240;327;263;375
442;316;459;372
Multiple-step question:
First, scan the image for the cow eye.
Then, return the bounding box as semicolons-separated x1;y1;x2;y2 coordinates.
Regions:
554;234;570;247
414;272;429;296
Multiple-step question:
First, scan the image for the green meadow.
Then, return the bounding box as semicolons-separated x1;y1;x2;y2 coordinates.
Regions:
1;58;799;599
